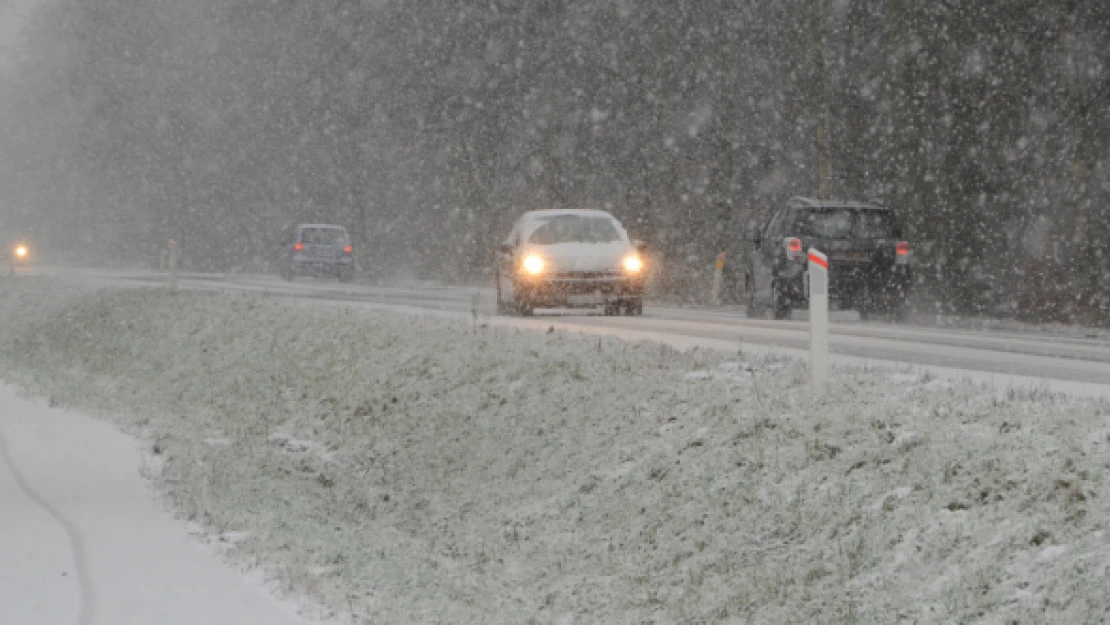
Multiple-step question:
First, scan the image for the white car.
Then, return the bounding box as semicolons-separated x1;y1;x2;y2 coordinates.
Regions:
495;209;647;316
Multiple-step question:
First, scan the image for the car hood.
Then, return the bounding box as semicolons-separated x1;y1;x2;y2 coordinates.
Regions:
523;241;634;273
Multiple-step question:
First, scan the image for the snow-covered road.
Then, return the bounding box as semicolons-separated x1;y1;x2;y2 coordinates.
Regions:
0;389;309;625
31;265;1110;396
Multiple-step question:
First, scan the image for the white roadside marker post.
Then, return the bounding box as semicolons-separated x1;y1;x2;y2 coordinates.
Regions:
710;252;725;306
168;240;178;294
808;248;829;394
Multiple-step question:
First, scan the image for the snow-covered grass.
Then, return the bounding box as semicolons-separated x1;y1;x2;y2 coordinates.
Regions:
2;276;1110;624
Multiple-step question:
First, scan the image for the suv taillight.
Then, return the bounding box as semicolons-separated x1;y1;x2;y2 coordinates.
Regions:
294;243;304;251
784;237;805;261
343;245;353;254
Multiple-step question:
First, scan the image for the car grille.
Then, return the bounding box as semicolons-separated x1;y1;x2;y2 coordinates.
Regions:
550;271;622;279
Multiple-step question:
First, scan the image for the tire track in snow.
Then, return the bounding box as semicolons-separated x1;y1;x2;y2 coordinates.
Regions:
0;421;95;625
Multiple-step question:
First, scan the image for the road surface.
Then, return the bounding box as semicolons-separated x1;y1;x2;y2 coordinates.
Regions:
0;388;311;625
25;265;1110;397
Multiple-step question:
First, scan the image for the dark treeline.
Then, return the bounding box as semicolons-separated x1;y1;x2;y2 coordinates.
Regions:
1;1;1107;322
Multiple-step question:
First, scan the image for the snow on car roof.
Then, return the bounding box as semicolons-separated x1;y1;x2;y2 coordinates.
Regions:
515;209;630;241
788;197;890;210
517;209;618;220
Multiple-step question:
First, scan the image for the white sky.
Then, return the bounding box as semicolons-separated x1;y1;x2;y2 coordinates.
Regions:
0;0;36;62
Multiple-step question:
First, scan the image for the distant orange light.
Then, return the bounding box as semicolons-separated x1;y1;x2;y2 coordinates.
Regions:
294;243;304;251
896;241;910;255
344;245;353;254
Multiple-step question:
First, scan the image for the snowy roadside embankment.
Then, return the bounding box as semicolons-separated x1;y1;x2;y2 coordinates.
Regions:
2;277;1109;624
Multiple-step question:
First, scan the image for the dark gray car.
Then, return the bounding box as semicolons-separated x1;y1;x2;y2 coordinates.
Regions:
278;224;355;282
744;197;912;321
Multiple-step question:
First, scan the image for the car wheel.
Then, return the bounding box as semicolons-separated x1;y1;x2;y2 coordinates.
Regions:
338;269;354;283
771;281;791;320
603;303;620;316
280;264;294;281
495;277;512;316
624;299;644;316
745;273;764;318
514;293;534;316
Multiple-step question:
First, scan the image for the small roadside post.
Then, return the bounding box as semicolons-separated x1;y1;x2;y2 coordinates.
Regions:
710;252;725;306
168;240;178;293
808;248;829;394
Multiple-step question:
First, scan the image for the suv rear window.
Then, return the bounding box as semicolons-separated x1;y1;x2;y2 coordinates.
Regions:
787;209;900;239
300;228;349;245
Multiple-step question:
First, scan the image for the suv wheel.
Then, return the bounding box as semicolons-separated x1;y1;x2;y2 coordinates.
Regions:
888;300;909;323
771;281;791;320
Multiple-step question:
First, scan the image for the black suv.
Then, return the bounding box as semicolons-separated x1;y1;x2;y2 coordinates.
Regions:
744;197;912;321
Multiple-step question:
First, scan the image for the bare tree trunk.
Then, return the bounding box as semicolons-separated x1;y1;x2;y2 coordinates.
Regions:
811;0;831;198
1061;14;1098;321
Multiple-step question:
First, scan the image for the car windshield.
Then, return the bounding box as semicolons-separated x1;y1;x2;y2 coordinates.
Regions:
788;209;900;239
527;215;623;245
300;228;349;245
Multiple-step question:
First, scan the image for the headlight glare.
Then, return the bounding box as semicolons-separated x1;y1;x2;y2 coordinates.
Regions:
522;254;545;275
623;255;643;273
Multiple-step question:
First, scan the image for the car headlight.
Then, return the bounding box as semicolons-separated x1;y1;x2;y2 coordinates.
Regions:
522;254;545;275
14;246;28;259
622;255;643;273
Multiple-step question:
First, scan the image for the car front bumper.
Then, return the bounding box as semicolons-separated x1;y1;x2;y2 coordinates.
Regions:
516;274;644;308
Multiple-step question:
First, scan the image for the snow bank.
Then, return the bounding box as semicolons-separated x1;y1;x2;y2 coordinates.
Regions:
2;278;1109;624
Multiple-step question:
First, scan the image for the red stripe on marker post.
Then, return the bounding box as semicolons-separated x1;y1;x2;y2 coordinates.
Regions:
808;252;828;269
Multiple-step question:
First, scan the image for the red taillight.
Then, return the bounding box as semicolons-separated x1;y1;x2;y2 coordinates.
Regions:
343;245;353;254
896;241;910;255
787;238;802;253
294;243;304;251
